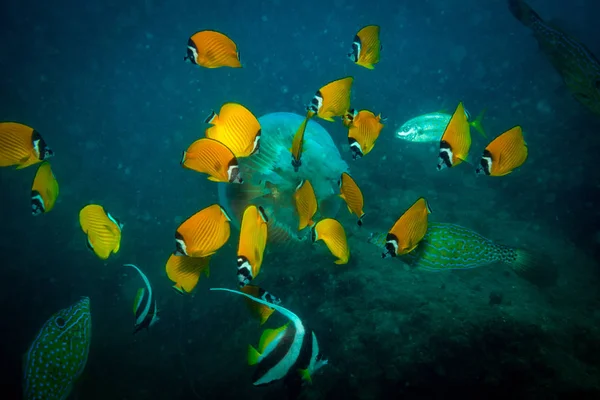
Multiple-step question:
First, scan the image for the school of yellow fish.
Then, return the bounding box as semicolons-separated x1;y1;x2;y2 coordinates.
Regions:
4;25;531;394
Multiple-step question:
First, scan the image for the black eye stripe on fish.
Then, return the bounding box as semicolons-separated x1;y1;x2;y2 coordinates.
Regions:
348;37;360;62
384;233;399;258
437;142;453;170
477;149;493;175
308;91;323;113
31;190;44;215
174;231;187;256
349;138;363;159
237;256;253;287
227;164;241;183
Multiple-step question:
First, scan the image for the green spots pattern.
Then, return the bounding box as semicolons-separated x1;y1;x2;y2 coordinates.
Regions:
23;297;92;400
403;223;516;271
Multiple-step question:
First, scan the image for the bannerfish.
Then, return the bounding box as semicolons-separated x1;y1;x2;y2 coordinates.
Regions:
237;205;269;288
476;126;528;176
184;30;242;69
181;137;243;183
437;102;471;171
396;109;486;143
240;285;282;325
79;204;123;260
338;172;365;226
31;161;59;216
210;287;328;387
124;264;159;334
508;0;600;116
290;116;309;172
311;218;350;264
23;297;91;400
166;254;211;294
205;103;261;157
383;197;431;258
0;122;54;169
294;179;318;230
348;25;382;70
306;77;354;122
369;222;536;276
345;109;385;159
174;203;231;258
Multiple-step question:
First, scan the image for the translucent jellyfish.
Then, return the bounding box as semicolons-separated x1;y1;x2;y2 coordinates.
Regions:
218;112;348;244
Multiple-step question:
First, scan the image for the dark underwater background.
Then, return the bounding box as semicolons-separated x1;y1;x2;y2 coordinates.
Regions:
2;0;600;399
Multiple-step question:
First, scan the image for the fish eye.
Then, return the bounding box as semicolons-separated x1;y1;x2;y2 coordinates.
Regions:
55;317;66;328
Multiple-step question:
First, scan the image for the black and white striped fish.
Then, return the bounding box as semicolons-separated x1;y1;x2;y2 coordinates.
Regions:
125;264;159;334
210;288;328;387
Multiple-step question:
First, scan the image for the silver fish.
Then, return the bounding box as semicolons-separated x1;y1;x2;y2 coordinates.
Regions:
396;112;453;143
397;110;486;143
23;297;92;400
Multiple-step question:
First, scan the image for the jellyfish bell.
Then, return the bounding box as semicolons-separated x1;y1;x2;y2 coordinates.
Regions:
218;112;348;244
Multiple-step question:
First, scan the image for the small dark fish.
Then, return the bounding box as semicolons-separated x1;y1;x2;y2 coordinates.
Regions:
508;0;600;115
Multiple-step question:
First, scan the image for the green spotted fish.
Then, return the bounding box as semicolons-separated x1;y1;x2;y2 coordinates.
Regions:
508;0;600;115
369;223;533;274
23;297;92;400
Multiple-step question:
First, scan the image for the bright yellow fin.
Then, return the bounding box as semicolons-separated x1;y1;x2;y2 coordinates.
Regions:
248;345;261;366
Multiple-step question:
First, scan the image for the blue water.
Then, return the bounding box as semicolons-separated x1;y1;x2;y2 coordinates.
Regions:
2;0;600;399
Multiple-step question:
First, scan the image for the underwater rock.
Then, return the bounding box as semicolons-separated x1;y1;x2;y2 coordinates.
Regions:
489;291;503;306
